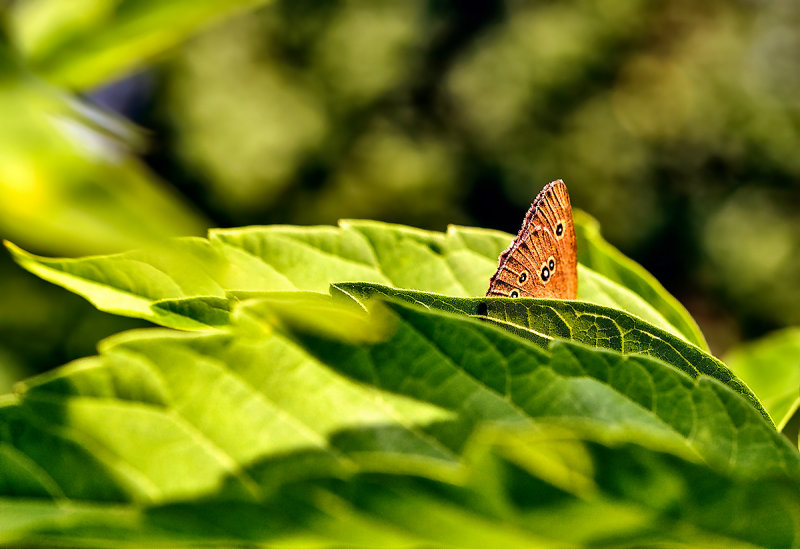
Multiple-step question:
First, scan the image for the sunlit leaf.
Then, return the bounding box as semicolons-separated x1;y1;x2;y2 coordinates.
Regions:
334;283;765;418
0;297;797;546
7;219;700;346
725;328;800;433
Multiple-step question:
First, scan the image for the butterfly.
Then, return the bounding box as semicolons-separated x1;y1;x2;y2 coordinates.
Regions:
486;179;577;299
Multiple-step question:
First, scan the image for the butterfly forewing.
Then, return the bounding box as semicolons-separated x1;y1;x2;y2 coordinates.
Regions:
486;179;577;299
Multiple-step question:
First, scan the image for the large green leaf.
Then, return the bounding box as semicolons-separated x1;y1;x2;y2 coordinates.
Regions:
6;219;702;345
333;283;766;420
725;328;800;438
0;297;797;546
7;0;273;90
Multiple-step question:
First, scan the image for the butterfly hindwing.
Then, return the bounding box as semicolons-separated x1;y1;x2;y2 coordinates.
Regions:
486;180;577;299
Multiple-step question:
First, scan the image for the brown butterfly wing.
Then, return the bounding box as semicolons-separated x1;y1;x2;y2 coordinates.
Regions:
486;179;577;299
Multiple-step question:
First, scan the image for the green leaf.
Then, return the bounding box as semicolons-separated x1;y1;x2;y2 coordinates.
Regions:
0;44;207;255
1;297;797;546
3;426;797;548
279;297;793;473
578;265;687;340
574;211;708;350
8;0;274;90
454;424;800;549
334;283;766;419
7;219;702;346
725;328;800;434
210;222;394;292
5;239;229;322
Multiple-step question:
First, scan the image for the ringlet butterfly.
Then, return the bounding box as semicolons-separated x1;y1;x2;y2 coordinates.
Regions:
486;179;577;299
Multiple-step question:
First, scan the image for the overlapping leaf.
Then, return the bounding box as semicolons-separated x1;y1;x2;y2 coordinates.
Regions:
6;217;704;347
3;426;798;548
334;283;765;418
7;216;793;546
0;296;797;546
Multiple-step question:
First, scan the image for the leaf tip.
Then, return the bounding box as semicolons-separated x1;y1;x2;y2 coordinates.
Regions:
3;240;40;271
3;239;24;257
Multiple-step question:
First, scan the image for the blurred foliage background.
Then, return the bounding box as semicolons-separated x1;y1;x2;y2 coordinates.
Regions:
1;0;799;390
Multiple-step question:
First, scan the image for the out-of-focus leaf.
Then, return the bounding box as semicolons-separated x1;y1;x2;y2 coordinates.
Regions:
334;283;765;418
7;0;274;90
725;328;800;433
3;425;797;548
574;211;708;350
8;220;699;345
0;297;797;547
0;45;206;255
237;292;395;344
